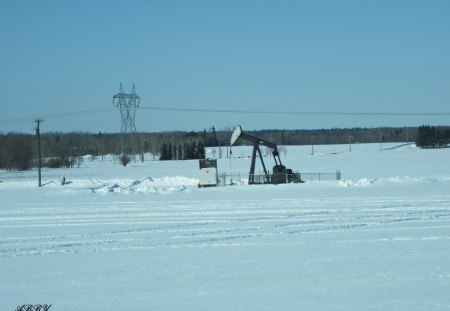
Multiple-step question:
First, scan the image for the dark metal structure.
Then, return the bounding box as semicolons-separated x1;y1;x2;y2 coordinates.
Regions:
113;83;140;134
113;83;141;154
229;125;301;185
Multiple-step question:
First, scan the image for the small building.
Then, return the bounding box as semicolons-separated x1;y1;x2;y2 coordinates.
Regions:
198;159;219;187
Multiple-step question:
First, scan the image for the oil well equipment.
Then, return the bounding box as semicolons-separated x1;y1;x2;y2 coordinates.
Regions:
229;125;302;185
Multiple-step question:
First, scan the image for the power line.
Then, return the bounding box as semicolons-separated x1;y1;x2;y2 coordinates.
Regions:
1;106;449;125
0;108;114;124
138;106;450;116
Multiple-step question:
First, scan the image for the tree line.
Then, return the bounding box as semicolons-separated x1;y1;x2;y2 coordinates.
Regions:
0;128;220;170
160;141;206;161
415;125;450;148
1;125;448;171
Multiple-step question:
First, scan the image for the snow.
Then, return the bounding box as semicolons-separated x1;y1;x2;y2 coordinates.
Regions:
1;143;449;310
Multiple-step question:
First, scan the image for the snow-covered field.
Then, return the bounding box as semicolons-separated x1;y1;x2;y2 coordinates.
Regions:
1;143;449;310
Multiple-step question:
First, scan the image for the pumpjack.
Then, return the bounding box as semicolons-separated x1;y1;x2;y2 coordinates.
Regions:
230;125;302;185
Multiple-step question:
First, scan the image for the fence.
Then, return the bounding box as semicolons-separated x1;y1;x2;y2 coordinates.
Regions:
218;170;341;186
300;170;342;182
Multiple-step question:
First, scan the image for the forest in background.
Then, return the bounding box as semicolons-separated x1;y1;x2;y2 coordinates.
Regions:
1;126;449;171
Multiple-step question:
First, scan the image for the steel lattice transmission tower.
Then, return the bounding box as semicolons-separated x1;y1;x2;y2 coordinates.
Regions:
113;83;141;158
113;83;141;134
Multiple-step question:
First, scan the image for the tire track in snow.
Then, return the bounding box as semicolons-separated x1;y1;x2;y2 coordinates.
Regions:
1;195;450;257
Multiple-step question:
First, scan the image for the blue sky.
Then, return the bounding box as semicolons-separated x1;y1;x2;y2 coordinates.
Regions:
1;0;449;133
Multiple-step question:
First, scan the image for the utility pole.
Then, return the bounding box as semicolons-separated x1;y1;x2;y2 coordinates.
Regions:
348;134;353;152
34;119;44;187
311;135;316;155
140;138;148;163
379;130;383;151
218;139;224;159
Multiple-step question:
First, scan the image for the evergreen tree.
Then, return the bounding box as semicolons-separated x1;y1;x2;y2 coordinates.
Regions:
205;126;218;146
177;144;183;160
190;141;197;159
211;126;218;146
436;128;450;147
168;142;173;160
429;126;437;147
183;142;189;160
415;125;426;147
197;141;206;159
416;125;449;148
202;129;208;143
160;143;169;160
